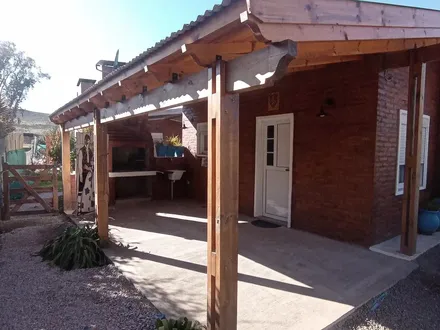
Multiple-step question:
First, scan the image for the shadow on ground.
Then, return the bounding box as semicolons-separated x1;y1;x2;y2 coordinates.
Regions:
103;199;417;330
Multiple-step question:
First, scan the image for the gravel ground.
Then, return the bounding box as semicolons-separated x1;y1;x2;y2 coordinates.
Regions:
0;215;160;330
332;244;440;330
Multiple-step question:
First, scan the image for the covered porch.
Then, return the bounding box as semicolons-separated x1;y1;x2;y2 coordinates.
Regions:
50;0;440;328
105;200;416;329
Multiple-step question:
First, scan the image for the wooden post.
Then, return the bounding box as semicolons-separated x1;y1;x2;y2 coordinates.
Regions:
207;59;239;330
61;126;73;212
52;165;58;211
1;162;10;220
94;109;109;242
400;53;426;256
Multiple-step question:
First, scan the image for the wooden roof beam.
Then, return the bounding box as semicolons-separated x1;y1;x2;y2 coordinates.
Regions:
256;23;440;43
89;94;108;109
82;100;96;113
181;42;257;66
248;0;440;28
64;40;297;130
296;38;440;59
379;43;440;70
182;42;254;55
288;55;362;71
51;0;248;123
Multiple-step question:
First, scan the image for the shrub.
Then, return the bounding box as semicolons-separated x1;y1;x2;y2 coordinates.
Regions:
165;135;182;146
46;127;76;170
155;317;206;330
39;225;110;270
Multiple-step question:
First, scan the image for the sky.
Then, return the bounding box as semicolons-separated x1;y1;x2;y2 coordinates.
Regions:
0;0;439;115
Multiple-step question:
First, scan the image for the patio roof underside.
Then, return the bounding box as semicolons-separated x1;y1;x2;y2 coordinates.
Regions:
50;0;440;130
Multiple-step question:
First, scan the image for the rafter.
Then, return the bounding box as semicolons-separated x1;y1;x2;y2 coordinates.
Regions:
64;40;297;130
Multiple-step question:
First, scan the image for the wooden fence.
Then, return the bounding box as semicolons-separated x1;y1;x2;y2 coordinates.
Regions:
1;163;58;220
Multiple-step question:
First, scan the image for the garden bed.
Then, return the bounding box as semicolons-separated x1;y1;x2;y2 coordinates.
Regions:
0;214;159;330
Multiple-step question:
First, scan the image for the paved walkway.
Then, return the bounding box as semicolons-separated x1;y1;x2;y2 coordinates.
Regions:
332;244;440;329
106;200;417;330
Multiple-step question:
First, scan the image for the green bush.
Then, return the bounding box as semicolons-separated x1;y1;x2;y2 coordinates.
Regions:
39;225;110;270
155;317;206;330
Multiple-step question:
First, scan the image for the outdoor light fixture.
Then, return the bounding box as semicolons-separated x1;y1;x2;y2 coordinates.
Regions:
317;106;329;118
317;97;335;118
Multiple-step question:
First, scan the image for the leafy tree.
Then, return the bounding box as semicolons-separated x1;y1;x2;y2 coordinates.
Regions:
0;41;50;130
0;97;14;138
46;127;76;169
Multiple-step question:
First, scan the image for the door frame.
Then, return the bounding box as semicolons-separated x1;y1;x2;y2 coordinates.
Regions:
254;113;294;227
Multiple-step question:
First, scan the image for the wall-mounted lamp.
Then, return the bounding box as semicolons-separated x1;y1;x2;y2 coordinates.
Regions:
317;97;335;118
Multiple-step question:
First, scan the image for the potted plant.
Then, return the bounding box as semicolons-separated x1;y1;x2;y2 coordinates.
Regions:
418;200;440;235
165;135;183;157
155;141;167;157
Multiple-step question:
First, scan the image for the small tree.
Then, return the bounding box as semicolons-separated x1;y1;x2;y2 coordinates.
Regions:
0;41;50;124
46;127;76;170
0;97;14;138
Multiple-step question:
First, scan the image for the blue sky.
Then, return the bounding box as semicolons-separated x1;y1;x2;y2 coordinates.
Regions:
0;0;439;114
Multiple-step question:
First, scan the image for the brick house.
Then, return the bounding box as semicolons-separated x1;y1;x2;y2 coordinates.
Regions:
49;1;440;326
181;59;440;246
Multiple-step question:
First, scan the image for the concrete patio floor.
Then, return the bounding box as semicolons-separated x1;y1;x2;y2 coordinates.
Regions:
105;199;417;330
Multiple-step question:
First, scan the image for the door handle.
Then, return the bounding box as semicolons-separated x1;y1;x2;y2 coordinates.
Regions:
285;168;290;172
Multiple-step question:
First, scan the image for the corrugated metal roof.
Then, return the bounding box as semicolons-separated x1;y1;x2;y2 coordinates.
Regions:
50;0;237;120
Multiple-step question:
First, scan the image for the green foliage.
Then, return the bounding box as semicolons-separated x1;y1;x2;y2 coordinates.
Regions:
46;127;76;169
0;97;14;138
165;135;182;146
155;317;206;330
0;41;50;125
39;225;111;271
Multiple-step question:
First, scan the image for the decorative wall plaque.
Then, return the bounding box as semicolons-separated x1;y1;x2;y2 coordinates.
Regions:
268;92;280;111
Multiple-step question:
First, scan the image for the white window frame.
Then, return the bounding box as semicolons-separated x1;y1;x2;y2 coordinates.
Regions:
197;123;208;156
395;109;430;195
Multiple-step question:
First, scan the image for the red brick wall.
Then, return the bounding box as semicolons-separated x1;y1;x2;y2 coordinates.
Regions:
181;59;440;246
184;61;380;245
239;61;379;245
149;118;182;141
373;62;440;243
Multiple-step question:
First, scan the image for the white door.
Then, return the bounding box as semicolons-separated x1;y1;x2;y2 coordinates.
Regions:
255;114;293;224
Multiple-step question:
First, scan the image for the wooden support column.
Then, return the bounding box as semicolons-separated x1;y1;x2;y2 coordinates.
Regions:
61;126;73;212
400;53;426;256
207;59;239;330
93;109;109;242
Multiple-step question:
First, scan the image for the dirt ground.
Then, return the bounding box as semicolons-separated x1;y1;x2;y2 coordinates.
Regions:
0;214;159;330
